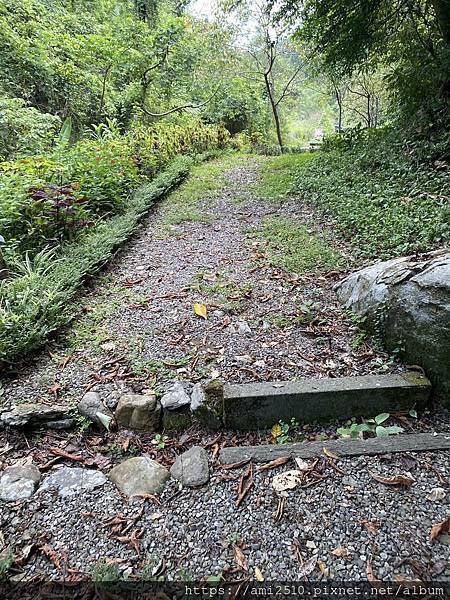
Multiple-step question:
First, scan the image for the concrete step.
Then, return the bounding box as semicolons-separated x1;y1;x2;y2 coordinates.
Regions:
223;372;431;430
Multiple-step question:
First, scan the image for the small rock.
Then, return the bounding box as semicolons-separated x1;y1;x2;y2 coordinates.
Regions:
39;467;106;498
46;419;76;430
342;476;359;487
160;382;190;411
78;392;113;428
109;457;170;496
0;403;71;427
0;465;41;501
190;383;206;412
170;446;209;487
306;540;316;549
115;394;161;432
237;321;251;335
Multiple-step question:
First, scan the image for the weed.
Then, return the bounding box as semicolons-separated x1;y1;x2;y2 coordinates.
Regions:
151;433;169;450
91;559;124;582
271;418;300;444
257;154;313;201
260;217;342;274
0;548;14;579
337;413;404;439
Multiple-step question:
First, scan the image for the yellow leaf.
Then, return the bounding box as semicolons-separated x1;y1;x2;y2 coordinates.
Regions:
318;561;327;575
255;566;264;582
193;303;207;319
271;423;282;439
323;447;341;460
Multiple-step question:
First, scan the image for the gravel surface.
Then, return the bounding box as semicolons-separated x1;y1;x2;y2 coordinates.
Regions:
3;156;403;410
1;450;449;582
1;155;449;585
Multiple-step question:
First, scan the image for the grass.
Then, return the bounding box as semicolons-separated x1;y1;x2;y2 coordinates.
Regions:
292;128;450;259
257;153;313;201
160;153;246;231
189;271;252;312
261;217;343;274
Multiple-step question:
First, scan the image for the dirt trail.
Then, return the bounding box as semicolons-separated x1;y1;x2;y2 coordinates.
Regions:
4;155;398;408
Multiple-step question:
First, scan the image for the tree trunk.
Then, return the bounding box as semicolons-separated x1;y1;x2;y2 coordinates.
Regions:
264;73;284;152
432;0;450;97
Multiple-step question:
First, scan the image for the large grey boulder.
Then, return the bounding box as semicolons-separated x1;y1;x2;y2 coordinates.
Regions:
108;457;169;497
115;394;161;432
0;465;41;501
39;467;106;498
78;392;113;429
0;403;73;427
336;252;450;403
170;446;209;487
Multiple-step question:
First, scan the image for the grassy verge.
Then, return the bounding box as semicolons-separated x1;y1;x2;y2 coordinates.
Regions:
0;153;218;364
260;217;343;274
257;153;313;202
291;129;449;259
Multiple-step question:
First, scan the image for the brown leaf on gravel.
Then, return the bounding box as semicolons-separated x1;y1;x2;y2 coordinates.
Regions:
359;519;379;535
430;516;450;541
297;555;317;579
15;543;36;566
50;448;84;462
220;458;251;470
40;544;66;571
233;545;248;571
114;528;144;555
331;546;352;560
366;560;381;587
258;456;290;471
370;471;414;487
236;463;254;508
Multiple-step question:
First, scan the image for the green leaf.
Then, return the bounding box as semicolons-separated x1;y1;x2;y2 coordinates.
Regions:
409;409;418;419
374;412;390;425
56;116;72;148
375;425;403;437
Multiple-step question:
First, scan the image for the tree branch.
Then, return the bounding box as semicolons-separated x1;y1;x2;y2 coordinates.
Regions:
275;64;303;106
141;88;220;118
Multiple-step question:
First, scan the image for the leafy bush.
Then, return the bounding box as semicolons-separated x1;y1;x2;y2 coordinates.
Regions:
0;156;196;363
0;96;61;160
0;121;229;253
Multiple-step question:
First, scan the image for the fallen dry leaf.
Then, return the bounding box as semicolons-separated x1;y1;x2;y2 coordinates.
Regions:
370;471;414;487
359;519;379;535
298;555;317;579
295;457;311;471
430;516;450;541
193;303;207;319
258;456;290;471
367;560;381;586
233;545;248;571
272;470;303;492
254;566;264;582
331;546;352;560
426;487;446;502
323;448;340;460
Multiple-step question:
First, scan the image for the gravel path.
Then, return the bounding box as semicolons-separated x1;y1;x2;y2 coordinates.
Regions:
2;450;449;582
3;155;401;409
1;155;449;585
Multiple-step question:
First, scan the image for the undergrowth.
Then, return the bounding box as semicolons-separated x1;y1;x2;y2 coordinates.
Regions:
261;217;343;274
290;127;449;258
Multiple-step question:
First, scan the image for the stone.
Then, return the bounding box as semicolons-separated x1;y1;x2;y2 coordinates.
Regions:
191;379;223;429
109;457;169;497
162;406;191;431
160;382;190;410
170;446;209;487
38;467;106;498
190;383;206;412
46;419;76;430
0;403;72;427
237;320;251;335
223;373;431;429
115;394;161;432
0;465;41;501
78;392;113;428
335;252;450;403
